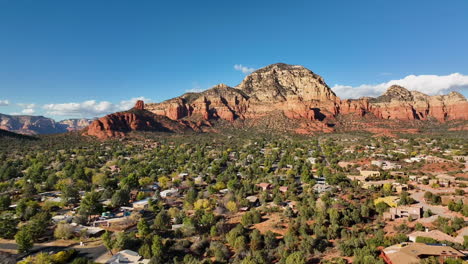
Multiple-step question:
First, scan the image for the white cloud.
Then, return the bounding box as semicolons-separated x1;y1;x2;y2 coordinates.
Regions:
185;82;210;93
21;108;35;115
234;64;255;74
18;103;36;109
332;73;468;99
0;100;9;106
43;97;151;117
185;88;206;93
185;82;206;93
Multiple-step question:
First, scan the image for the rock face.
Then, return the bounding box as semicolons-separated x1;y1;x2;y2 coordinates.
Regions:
0;114;91;135
83;101;209;139
57;119;92;132
145;63;467;134
146;64;340;124
86;63;468;138
134;100;145;110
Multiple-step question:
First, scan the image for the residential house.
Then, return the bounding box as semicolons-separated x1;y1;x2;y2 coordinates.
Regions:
256;183;272;191
160;188;179;198
381;243;464;264
383;205;422;220
106;250;149;264
436;174;457;187
408;229;462;244
132;198;150;210
313;183;332;194
279;186;288;193
360;170;380;177
246;195;260;207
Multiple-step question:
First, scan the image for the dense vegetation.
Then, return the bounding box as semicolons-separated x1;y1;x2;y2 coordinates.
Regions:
0;131;467;264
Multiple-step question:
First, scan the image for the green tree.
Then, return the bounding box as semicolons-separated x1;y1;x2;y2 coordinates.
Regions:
0;195;11;210
111;189;130;207
79;191;103;219
102;231;114;255
15;228;33;253
114;232;131;251
151;235;163;258
138;218;150;237
153;210;170;232
70;257;92;264
250;229;263;251
54;222;74;239
285;251;306;264
375;202;389;215
209;241;230;262
27;212;51;241
0;213;18;239
139;242;152;259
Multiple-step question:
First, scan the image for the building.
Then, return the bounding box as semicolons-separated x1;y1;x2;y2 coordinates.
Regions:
106;250;149;264
436;174;457;187
408;230;462;244
380;243;465;264
360;170;380;177
383;205;422;220
256;183;272;191
246;195;260;206
338;161;354;168
132;198;150;210
425;156;450;164
371;160;384;167
371;160;402;170
160;188;179;198
393;183;408;194
313;183;332;194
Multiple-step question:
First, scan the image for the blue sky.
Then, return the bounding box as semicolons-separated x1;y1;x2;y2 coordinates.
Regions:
1;0;467;119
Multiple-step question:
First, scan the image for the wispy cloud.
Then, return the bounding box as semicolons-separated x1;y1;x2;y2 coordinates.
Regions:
0;100;9;106
234;64;255;74
332;73;468;99
186;83;203;93
43;97;151;117
185;82;209;93
18;103;36;109
21;108;35;115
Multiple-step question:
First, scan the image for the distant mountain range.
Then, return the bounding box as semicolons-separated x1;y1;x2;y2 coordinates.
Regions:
83;63;468;139
0;114;91;135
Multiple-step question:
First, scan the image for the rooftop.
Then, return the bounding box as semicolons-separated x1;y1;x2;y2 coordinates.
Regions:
382;243;465;264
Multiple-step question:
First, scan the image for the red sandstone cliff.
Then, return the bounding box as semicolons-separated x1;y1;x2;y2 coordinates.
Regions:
84;63;468;138
146;63;467;129
83;101;210;139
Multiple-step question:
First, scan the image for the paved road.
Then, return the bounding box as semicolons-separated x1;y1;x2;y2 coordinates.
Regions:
0;241;107;262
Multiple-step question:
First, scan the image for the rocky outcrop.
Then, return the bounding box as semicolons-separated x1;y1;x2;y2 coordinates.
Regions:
134;100;145;110
365;86;468;122
146;84;249;121
237;63;338;103
89;63;468;137
58;118;92;132
0;114;91;135
145;64;341;131
83;101;206;139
